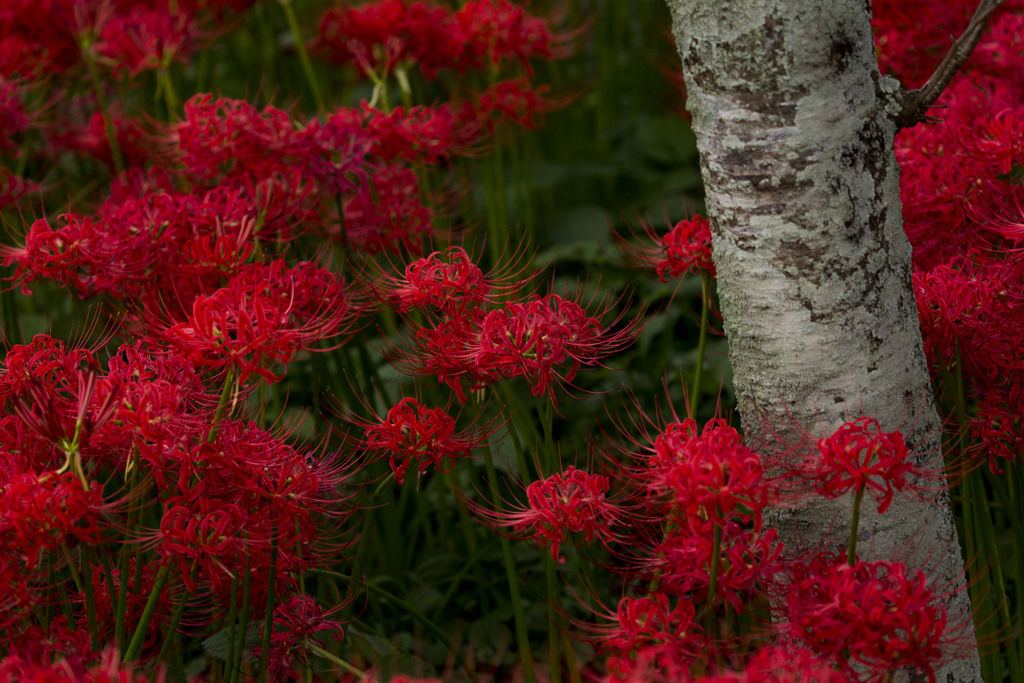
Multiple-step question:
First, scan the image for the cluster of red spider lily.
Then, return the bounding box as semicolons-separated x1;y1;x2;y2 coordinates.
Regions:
0;0;1022;681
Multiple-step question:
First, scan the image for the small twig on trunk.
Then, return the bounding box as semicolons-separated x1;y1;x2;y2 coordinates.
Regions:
894;0;1005;130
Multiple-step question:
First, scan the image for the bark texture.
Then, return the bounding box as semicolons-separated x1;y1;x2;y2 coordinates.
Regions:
663;1;982;680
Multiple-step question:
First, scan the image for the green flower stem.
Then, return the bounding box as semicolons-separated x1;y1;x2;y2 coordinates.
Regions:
534;396;562;680
308;643;365;679
258;531;279;683
544;555;562;683
483;143;510;269
157;67;180;118
373;471;395;498
310;568;480;683
208;370;236;444
80;44;125;176
483;442;536;683
115;451;142;648
224;574;239;680
971;471;1020;682
157;570;196;662
1;290;20;346
81;550;98;650
124;563;173;661
706;521;722;619
990;475;1024;683
277;0;324;111
690;271;712;412
847;486;865;566
230;558;252;683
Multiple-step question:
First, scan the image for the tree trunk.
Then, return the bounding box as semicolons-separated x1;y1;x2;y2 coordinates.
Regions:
663;1;982;680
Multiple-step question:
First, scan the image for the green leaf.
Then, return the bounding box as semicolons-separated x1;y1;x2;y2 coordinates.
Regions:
636;115;698;166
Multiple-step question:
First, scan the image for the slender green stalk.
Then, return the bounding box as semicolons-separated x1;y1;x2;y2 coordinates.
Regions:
483;443;536;683
690;271;712;412
308;643;366;678
224;574;239;679
310;567;481;683
208;370;236;444
81;550;98;649
258;532;278;683
157;575;195;662
115;451;141;648
157;67;180;117
80;42;125;175
277;0;324;111
544;556;562;683
230;557;252;683
847;486;865;565
124;564;173;661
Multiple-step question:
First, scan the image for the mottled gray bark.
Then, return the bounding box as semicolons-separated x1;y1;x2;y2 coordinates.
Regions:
663;1;982;681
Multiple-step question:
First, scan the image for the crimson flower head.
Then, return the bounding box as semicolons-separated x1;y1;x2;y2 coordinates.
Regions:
812;416;914;514
650;517;785;614
601;594;704;682
0;471;103;571
615;213;715;282
692;644;854;682
470;292;634;398
786;554;951;682
649;418;772;528
472;466;620;564
471;77;568;131
161;262;357;385
360;397;487;484
96;5;196;79
376;246;505;315
658;215;715;280
258;596;345;681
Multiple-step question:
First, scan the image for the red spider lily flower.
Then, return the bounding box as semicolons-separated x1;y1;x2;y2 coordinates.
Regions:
470;292;635;398
970;390;1024;474
617;214;716;281
316;0;419;70
601;594;704;683
83;558;176;660
454;0;575;72
786;554;954;682
343;164;433;255
0;471;103;570
160;262;357;385
1;214;104;297
315;0;463;78
325;102;481;166
96;5;196;79
692;644;854;682
649;517;785;614
150;495;248;591
811;416;914;514
0;170;36;210
162;285;301;384
256;595;345;681
648;418;773;529
472;466;621;563
53;101;163;171
0;616;95;681
174;94;325;186
355;397;489;484
0;334;98;408
471;78;569;132
0;78;29;156
401;289;638;401
372;246;511;316
11;367;119;457
658;215;715;280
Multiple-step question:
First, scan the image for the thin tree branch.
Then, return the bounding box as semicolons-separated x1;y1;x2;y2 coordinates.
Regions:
895;0;1005;130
